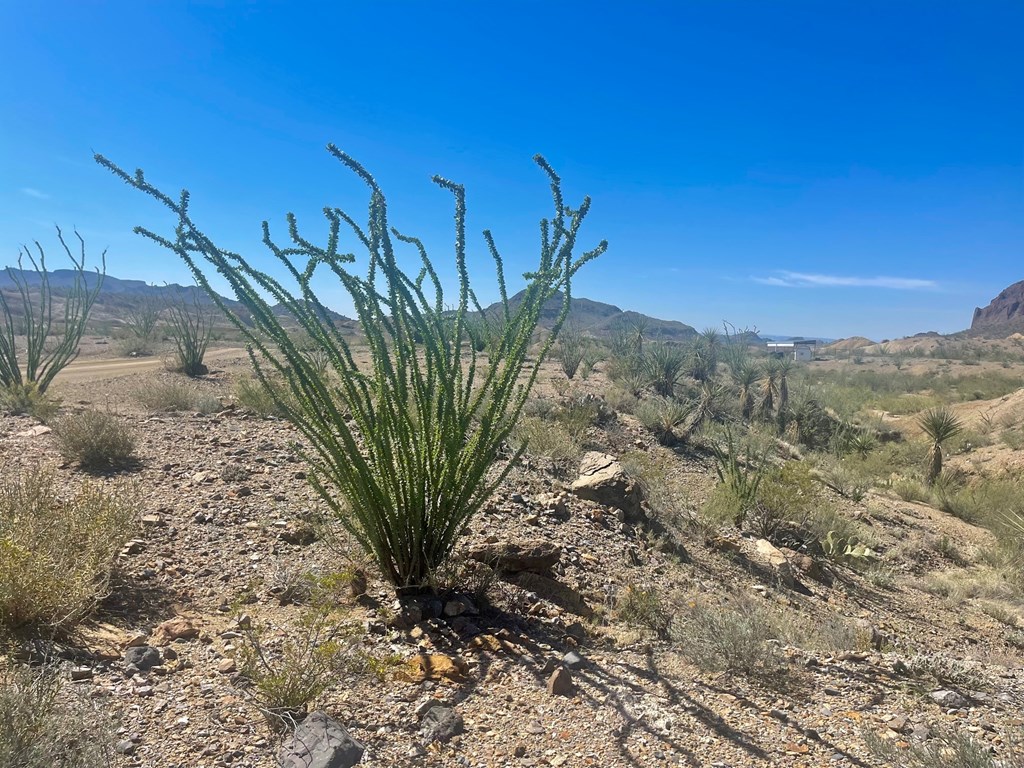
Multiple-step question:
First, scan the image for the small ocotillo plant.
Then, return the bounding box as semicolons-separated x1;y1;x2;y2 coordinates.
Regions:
97;146;606;592
166;290;213;376
0;227;105;405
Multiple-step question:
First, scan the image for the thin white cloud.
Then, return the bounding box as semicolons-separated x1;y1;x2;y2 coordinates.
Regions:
20;187;50;200
753;271;937;290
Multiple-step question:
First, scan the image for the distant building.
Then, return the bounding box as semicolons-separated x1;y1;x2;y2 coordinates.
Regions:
766;340;817;362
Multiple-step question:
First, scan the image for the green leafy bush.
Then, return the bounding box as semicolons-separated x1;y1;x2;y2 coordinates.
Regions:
0;470;136;634
99;147;604;591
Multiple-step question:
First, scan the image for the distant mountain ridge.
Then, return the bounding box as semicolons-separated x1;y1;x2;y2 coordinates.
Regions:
487;290;700;342
1;269;713;342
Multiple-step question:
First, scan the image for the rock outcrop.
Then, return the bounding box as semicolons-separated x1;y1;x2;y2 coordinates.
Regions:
971;280;1024;335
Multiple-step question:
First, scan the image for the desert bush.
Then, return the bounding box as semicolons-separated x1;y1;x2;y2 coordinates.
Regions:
135;379;197;411
165;291;213;377
0;470;136;634
705;430;767;529
236;611;355;732
863;725;1022;768
0;384;60;421
53;409;137;470
235;375;289;417
669;594;788;680
892;476;929;502
0;661;113;768
557;394;613;439
0;227;105;403
616;585;670;636
99;148;604;591
119;302;160;356
620;449;696;529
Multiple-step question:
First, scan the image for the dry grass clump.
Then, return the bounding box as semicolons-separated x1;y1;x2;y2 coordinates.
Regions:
864;725;1022;768
0;470;136;634
135;379;219;413
511;416;579;460
0;661;113;768
52;409;137;470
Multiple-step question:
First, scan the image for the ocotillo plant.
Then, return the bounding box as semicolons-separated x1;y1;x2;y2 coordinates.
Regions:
97;146;606;592
0;227;105;402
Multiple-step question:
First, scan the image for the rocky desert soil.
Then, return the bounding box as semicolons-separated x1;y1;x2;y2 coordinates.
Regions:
2;342;1023;768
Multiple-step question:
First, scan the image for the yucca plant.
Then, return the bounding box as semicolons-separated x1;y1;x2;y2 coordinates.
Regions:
918;407;964;485
644;342;687;397
0;227;105;406
757;357;781;421
97;146;605;592
731;361;759;421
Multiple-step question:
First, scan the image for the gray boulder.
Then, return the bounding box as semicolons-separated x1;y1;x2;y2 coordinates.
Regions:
280;711;364;768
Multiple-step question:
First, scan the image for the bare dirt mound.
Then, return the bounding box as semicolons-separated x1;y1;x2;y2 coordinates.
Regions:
824;336;875;352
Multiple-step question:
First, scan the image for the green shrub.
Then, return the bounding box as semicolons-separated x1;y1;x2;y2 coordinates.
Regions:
636;396;692;445
236;611;355;732
53;409;137;470
135;379;197;411
892;476;929;502
616;585;669;635
557;322;588;379
0;661;113;768
100;148;604;591
0;384;60;421
0;470;136;634
235;375;288;417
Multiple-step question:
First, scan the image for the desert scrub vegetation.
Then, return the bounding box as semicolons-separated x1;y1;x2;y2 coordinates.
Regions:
99;147;605;592
0;660;114;768
669;594;790;681
0;470;136;635
53;409;137;470
134;378;219;412
236;610;357;732
0;226;104;415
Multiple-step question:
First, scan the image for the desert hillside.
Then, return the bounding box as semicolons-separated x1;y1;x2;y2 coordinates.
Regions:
2;321;1023;768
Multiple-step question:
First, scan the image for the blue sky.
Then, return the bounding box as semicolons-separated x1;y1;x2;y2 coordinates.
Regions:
1;1;1021;339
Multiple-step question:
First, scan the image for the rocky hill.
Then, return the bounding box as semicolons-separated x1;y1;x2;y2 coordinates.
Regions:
489;291;700;342
971;280;1024;336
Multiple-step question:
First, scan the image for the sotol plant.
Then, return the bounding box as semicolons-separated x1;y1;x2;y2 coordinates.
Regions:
97;146;605;592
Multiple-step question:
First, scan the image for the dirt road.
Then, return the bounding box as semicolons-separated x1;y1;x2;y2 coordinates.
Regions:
55;347;247;383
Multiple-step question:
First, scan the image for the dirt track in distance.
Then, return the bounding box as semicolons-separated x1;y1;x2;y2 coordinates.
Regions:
55;347;247;383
